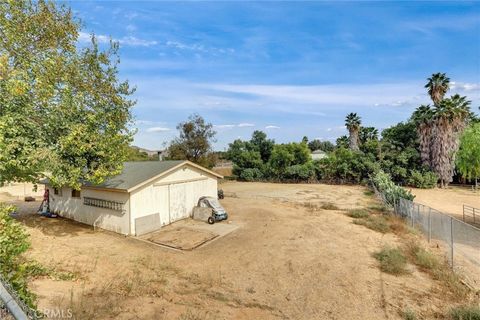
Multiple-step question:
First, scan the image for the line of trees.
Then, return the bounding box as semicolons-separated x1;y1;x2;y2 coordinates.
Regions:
227;73;479;188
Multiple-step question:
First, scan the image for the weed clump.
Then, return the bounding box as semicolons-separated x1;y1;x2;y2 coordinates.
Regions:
321;202;339;210
354;215;390;233
347;209;369;218
373;246;408;275
450;305;480;320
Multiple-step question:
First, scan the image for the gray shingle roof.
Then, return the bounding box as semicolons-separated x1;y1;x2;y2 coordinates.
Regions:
82;160;185;191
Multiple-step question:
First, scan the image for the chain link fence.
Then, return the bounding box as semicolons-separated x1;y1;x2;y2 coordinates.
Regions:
374;185;480;276
0;273;39;320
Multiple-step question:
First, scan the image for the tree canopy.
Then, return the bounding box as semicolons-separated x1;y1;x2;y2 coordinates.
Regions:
0;0;135;189
456;123;480;182
167;114;217;168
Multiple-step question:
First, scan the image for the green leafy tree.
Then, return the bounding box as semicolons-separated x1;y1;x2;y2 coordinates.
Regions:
125;146;156;161
345;113;361;151
268;143;310;178
456;123;480;188
308;139;335;152
167;114;217;168
249;130;275;162
0;0;134;189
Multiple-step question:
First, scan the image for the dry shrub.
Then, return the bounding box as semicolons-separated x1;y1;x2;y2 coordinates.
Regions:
354;215;390;233
373;246;409;275
347;209;369;218
449;305;480;320
320;202;339;210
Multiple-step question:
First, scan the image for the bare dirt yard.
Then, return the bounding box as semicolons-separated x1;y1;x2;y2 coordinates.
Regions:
7;182;478;319
410;186;480;224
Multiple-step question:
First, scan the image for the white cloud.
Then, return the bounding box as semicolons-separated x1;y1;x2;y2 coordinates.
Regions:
450;82;480;92
265;125;280;130
146;127;170;133
166;40;235;55
214;124;236;129
214;123;255;129
78;32;158;47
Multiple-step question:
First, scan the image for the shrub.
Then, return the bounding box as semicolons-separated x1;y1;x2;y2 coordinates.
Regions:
347;209;369;218
283;163;316;182
405;242;439;271
354;215;390;233
239;168;263;181
320;202;339;210
401;309;417;320
371;170;414;207
318;148;379;184
450;305;480;320
373;246;408;275
407;170;438;189
0;204;36;308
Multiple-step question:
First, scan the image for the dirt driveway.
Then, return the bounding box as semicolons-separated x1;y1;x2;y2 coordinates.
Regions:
15;182;456;319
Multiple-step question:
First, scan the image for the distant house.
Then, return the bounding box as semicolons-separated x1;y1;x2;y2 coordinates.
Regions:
41;161;222;236
311;150;328;160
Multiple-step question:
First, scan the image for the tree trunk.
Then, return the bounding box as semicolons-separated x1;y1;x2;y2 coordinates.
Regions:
348;129;359;151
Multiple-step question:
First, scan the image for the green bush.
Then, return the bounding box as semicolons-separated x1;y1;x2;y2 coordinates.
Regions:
371;170;414;206
283;163;316;182
0;204;37;308
407;169;438;189
239;168;264;181
318;148;379;184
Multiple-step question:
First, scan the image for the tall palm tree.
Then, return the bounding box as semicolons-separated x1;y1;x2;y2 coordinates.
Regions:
430;94;471;188
412;104;434;167
345;113;361;151
425;73;450;105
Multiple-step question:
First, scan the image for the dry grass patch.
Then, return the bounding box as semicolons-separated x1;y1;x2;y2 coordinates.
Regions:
320;202;339;210
347;208;370;218
373;246;409;275
450;305;480;320
354;215;390;233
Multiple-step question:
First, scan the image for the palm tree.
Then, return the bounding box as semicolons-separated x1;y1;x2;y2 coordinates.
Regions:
359;126;379;144
412;104;434;167
345;113;361;151
430;94;471;188
425;73;450;105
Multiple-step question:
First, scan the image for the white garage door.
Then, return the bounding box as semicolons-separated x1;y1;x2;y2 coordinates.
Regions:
169;183;188;222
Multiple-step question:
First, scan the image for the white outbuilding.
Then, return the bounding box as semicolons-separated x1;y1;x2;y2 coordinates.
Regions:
41;161;222;236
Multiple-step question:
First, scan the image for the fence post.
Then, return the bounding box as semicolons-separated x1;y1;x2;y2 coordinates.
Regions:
450;217;454;269
428;208;431;243
411;203;415;228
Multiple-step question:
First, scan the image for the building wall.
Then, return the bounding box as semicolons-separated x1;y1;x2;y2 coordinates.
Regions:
129;165;218;235
47;186;130;235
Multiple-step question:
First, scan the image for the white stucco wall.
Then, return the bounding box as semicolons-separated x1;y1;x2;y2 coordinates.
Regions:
47;186;130;235
129;164;218;235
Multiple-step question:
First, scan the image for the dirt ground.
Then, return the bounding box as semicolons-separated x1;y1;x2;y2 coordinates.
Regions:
410;186;480;223
6;182;474;319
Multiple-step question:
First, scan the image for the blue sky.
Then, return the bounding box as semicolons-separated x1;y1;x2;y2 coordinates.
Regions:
67;1;480;150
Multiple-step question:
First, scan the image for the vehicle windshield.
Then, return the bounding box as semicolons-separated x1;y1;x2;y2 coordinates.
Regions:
207;198;225;212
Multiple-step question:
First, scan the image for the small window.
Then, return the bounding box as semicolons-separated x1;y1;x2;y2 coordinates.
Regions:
71;189;81;198
53;188;62;196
